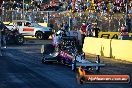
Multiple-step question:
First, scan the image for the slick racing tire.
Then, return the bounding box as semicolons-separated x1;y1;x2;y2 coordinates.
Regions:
15;35;24;45
36;31;43;40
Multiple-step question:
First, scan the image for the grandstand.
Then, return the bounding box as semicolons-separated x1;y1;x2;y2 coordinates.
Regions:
1;0;131;32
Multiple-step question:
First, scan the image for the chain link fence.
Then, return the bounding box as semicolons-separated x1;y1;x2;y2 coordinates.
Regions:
1;10;131;32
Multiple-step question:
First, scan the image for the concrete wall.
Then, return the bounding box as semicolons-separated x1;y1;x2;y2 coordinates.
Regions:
83;37;132;62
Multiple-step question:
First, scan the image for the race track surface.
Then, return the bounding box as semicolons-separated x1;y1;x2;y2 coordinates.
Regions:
0;39;131;88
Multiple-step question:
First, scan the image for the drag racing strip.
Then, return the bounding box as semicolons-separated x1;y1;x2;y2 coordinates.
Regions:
4;45;132;88
5;48;82;88
0;56;62;88
86;54;132;75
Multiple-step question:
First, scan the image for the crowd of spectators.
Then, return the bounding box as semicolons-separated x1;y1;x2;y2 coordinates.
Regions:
60;0;131;14
1;0;132;13
1;0;131;32
2;0;42;11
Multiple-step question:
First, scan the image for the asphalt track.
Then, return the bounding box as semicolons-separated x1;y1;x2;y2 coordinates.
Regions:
0;38;132;88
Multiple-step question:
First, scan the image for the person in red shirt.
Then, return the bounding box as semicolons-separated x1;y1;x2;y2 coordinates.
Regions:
80;23;87;46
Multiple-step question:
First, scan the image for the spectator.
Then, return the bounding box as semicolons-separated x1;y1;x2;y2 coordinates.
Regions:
12;1;17;10
126;16;131;32
92;24;100;38
80;23;87;45
86;23;92;37
63;22;69;31
118;24;127;32
49;22;54;29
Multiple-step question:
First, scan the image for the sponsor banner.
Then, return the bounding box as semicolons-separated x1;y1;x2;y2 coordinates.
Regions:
98;32;119;39
84;75;130;83
98;32;132;39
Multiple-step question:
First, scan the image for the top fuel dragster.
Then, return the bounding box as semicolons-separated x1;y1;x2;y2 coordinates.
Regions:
41;29;105;84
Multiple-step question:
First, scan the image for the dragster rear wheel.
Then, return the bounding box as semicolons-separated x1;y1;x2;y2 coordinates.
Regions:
15;35;24;45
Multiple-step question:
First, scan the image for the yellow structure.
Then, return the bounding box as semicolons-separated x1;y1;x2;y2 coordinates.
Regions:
3;22;10;24
38;22;48;27
111;39;132;62
98;32;119;39
83;37;111;57
83;37;132;62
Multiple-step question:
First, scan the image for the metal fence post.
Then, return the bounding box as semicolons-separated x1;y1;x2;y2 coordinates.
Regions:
125;0;128;31
0;21;1;56
47;11;49;26
69;16;71;31
0;0;2;56
23;0;25;19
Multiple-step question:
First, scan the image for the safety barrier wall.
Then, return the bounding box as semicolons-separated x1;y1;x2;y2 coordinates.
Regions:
83;37;111;57
83;37;132;62
111;40;132;62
